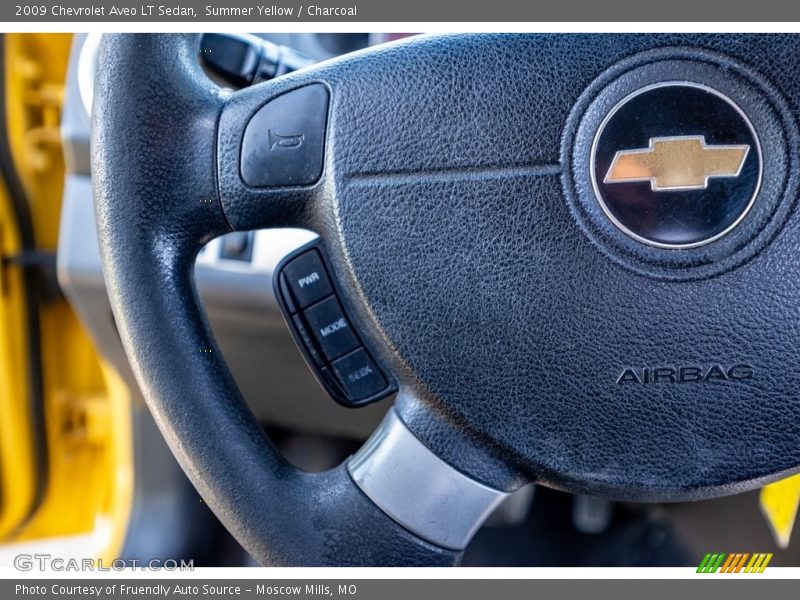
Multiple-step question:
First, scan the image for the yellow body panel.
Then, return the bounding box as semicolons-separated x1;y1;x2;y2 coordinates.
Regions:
0;33;133;563
760;474;800;549
0;178;36;537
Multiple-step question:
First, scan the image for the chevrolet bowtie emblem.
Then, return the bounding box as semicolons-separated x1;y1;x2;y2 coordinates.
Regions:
604;136;750;191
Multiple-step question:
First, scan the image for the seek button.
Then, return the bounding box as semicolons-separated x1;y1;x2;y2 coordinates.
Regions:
331;349;387;401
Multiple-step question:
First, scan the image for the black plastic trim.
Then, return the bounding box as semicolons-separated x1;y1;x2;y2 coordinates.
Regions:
273;239;396;408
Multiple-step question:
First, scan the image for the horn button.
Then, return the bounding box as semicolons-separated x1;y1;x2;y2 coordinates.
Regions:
240;84;329;187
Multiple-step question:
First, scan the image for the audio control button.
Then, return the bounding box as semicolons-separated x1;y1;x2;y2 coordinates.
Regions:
283;250;333;309
303;296;359;360
331;349;387;401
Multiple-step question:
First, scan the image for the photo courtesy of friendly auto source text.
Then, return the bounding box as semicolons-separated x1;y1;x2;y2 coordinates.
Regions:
1;1;800;597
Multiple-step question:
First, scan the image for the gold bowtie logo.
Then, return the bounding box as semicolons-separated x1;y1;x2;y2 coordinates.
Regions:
604;136;750;191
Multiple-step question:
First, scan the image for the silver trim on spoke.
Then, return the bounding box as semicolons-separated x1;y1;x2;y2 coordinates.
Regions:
348;407;509;551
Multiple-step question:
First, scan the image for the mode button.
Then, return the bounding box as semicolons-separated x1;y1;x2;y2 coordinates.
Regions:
303;296;360;361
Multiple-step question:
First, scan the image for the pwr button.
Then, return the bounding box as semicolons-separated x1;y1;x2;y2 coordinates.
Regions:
282;250;333;309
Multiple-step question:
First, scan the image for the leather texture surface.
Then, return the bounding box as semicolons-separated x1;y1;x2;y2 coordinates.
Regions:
333;34;800;500
218;34;800;500
92;34;460;566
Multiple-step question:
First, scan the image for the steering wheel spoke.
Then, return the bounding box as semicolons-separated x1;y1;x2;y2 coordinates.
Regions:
217;77;331;232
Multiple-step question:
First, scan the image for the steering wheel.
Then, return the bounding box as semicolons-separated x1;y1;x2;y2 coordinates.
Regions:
92;33;800;566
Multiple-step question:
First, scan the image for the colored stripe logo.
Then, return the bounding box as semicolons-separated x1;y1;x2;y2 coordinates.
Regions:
697;553;773;573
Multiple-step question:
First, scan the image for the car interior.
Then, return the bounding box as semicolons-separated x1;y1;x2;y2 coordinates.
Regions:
1;32;800;568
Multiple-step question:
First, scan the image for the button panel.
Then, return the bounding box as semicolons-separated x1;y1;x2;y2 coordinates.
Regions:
274;242;395;407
